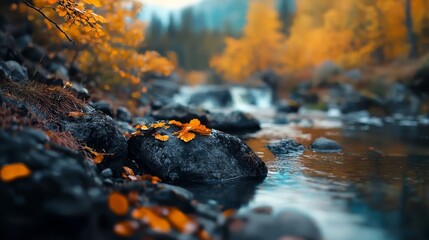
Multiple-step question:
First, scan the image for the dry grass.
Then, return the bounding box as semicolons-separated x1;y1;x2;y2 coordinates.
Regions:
1;78;85;150
0;79;85;121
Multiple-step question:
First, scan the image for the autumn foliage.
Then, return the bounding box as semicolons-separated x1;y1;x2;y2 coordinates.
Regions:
20;0;174;87
212;0;429;81
210;0;285;81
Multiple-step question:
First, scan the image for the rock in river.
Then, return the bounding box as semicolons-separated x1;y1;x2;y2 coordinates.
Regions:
310;137;343;153
227;208;322;240
128;120;267;183
267;138;305;156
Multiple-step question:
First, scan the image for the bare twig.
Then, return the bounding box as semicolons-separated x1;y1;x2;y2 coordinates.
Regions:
22;0;77;45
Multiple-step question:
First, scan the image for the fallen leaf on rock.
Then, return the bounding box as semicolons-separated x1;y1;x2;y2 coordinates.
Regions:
167;207;198;234
68;111;84;117
170;119;211;142
83;146;110;164
141;174;162;184
154;133;169;142
152;122;166;129
0;163;31;182
114;220;138;237
168;120;183;126
108;192;129;216
132;207;171;233
123;166;135;176
198;229;212;240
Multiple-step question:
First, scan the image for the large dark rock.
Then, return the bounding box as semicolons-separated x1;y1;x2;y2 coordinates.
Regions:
310;137;343;153
227;208;322;240
63;110;127;175
0;60;28;83
209;111;261;134
151;103;210;124
267;138;305;156
0;129;105;240
128;121;267;183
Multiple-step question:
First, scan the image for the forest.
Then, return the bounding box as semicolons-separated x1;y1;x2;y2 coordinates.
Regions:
0;0;428;240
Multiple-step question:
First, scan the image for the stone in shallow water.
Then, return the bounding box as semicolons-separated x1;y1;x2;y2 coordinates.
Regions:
267;138;305;156
128;122;267;183
228;208;322;240
310;137;343;153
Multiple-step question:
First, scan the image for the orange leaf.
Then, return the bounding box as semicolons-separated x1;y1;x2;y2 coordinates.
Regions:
167;208;197;234
132;207;171;233
177;131;195;142
154;133;169;142
189;119;201;128
0;163;31;182
141;174;162;184
93;154;104;164
168;120;183;126
198;229;212;240
114;220;137;237
193;125;211;135
123;166;135;176
151;122;166;129
68;111;84;117
108;192;129;216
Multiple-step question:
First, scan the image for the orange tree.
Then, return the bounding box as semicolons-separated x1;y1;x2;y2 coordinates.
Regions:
210;0;286;82
284;0;429;70
18;0;173;88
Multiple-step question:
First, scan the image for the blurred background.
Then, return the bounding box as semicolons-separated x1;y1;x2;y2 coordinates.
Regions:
138;0;429;116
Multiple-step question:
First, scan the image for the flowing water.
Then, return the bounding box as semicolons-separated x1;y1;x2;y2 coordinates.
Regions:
175;86;429;240
243;119;429;240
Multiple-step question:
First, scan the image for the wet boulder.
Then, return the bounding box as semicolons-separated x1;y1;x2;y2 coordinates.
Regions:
116;106;132;123
209;111;261;134
227;208;322;240
151;103;210;124
128;121;267;183
310;137;342;153
267;138;305;156
0;60;28;83
63;110;127;176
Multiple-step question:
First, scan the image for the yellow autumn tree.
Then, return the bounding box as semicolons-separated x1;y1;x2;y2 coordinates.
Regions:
19;0;174;87
210;0;285;82
283;0;429;70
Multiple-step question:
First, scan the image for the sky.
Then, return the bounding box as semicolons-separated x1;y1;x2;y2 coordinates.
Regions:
138;0;202;10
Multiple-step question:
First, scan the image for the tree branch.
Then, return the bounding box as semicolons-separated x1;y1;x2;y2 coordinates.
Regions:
22;0;77;45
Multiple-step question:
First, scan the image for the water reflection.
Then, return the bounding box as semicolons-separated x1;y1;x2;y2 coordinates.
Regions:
182;122;429;240
179;179;263;209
